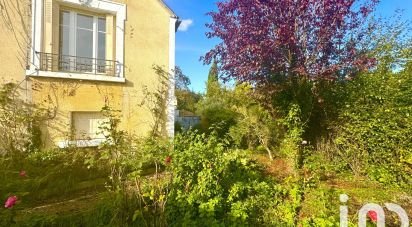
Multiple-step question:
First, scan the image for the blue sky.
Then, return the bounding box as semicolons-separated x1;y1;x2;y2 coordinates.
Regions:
164;0;412;92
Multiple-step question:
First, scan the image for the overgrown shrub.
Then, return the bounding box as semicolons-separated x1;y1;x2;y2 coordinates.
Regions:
167;131;291;226
0;83;44;156
228;84;284;160
334;66;412;186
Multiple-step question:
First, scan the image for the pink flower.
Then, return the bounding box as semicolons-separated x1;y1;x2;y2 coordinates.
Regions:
4;196;17;208
368;210;377;222
19;170;26;177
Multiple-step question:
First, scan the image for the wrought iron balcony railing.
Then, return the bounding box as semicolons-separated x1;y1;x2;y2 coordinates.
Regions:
36;52;120;77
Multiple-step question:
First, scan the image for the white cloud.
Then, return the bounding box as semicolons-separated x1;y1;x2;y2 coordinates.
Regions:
178;19;193;32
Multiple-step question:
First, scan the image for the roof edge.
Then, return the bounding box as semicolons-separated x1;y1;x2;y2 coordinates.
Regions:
158;0;178;18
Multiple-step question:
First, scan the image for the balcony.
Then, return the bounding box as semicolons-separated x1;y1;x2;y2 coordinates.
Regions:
26;52;125;83
38;51;119;76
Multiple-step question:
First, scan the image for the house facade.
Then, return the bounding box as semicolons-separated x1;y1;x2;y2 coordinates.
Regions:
0;0;178;147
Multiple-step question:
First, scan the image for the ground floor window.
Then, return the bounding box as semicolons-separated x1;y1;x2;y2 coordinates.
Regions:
71;112;108;140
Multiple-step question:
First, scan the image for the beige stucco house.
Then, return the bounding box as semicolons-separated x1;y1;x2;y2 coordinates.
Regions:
0;0;179;148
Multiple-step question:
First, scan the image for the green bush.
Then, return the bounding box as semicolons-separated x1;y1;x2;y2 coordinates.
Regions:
0;148;108;206
0;83;45;155
167;131;291;226
334;66;412;186
228;84;284;160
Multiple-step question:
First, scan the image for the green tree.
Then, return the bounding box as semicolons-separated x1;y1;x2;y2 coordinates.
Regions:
175;66;201;113
329;16;412;185
197;63;237;136
175;66;190;90
206;61;219;98
228;83;283;160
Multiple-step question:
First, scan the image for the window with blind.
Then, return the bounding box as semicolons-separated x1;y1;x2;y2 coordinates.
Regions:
72;112;108;140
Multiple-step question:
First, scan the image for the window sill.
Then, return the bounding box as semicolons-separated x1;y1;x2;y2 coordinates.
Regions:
26;70;126;83
57;138;106;148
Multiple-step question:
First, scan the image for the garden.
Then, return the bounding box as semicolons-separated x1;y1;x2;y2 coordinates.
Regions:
1;0;412;226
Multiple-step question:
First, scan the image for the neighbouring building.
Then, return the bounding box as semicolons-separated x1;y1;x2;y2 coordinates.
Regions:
175;109;201;131
0;0;179;148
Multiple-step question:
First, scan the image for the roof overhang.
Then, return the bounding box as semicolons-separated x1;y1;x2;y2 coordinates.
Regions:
159;0;177;17
158;0;181;31
175;19;182;32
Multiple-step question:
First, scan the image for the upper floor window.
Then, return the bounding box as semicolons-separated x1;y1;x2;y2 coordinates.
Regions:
29;0;127;81
59;11;109;74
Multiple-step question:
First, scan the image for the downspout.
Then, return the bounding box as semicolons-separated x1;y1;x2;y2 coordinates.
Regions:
167;16;179;138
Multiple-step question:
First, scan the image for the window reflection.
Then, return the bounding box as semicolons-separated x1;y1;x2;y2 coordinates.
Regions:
58;11;107;74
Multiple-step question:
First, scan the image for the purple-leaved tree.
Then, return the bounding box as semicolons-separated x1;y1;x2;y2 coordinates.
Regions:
204;0;379;84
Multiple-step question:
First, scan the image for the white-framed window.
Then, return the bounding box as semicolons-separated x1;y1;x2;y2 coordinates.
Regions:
59;11;106;74
28;0;126;82
72;112;108;140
